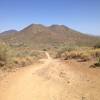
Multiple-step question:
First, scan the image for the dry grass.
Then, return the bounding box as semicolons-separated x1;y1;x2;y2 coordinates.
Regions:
0;44;45;71
56;47;100;62
0;43;14;70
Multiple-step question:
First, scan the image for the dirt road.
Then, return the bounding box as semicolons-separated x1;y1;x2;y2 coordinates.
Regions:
0;52;100;100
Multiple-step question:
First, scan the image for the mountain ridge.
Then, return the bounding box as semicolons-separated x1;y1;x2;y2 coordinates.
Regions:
0;24;100;49
0;30;18;35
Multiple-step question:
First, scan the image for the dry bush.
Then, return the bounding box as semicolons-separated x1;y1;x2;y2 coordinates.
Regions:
13;55;37;68
0;43;17;70
0;44;11;67
90;57;100;68
12;49;46;68
56;45;78;58
94;42;100;49
61;51;90;61
0;44;45;70
57;47;100;62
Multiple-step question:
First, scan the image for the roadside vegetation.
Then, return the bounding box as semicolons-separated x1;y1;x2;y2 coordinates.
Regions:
90;57;100;68
0;40;100;71
90;43;100;68
0;43;45;71
56;45;100;68
94;42;100;49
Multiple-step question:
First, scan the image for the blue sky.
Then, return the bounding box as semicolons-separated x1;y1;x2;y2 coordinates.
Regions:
0;0;100;35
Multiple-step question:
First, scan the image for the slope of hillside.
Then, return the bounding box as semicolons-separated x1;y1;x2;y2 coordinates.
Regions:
0;24;100;50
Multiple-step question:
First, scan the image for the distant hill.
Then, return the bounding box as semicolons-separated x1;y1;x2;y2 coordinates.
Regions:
0;24;100;50
0;30;18;35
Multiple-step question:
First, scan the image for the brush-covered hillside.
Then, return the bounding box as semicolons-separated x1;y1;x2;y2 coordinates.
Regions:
0;24;100;50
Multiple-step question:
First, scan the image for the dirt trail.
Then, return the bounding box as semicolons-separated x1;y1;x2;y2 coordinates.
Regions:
0;52;100;100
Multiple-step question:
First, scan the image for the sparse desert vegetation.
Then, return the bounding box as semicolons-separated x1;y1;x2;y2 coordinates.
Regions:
56;46;100;66
94;42;100;49
0;43;45;71
58;47;99;59
0;24;100;100
0;29;100;71
0;0;100;99
0;43;14;70
0;24;99;71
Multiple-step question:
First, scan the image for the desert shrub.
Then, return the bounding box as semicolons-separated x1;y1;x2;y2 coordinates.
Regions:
95;57;100;67
78;52;90;62
12;49;45;68
57;47;100;62
94;42;100;48
90;57;100;68
0;44;47;70
43;49;47;51
0;44;8;62
60;51;90;61
56;45;78;58
0;43;17;70
0;44;11;67
94;50;100;57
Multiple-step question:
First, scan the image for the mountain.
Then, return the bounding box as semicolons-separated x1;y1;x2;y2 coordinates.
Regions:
0;30;18;35
0;24;100;50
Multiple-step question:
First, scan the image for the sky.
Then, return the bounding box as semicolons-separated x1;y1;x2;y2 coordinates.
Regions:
0;0;100;35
